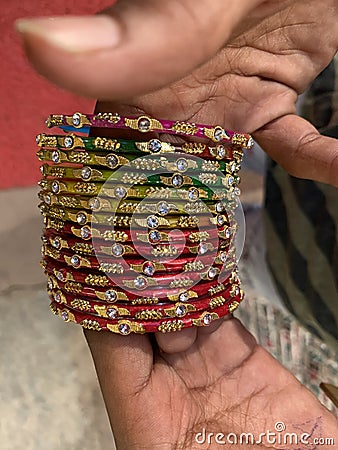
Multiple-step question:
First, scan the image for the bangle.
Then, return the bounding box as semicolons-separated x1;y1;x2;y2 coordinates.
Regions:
45;112;254;147
37;148;241;174
39;191;235;216
36;133;244;161
47;270;240;303
49;294;242;334
41;164;239;190
48;281;242;319
39;178;236;202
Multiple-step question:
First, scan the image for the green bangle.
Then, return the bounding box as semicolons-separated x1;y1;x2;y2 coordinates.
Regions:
36;133;243;161
37;148;240;174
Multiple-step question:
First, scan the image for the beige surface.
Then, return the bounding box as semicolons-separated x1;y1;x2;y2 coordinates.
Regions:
0;188;115;450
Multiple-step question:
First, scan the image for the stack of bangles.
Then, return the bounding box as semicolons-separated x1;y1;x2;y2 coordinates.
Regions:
37;111;253;335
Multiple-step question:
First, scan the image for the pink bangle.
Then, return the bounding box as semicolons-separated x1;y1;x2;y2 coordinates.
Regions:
46;112;254;147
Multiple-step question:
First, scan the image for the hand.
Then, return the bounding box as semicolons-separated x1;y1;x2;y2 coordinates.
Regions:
17;0;338;185
85;318;338;449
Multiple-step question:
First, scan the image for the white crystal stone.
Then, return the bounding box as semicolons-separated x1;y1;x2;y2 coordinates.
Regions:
112;243;124;257
220;252;227;263
118;323;131;335
208;267;217;279
107;308;118;319
89;197;100;211
54;292;61;303
47;279;53;290
199;242;208;255
138;117;151;132
76;212;87;225
81;167;92;180
51;181;60;194
80;226;91;240
157;202;169;216
213;127;225;142
175;304;187;317
44;194;51;205
188;188;199;201
216;202;224;213
217;215;225;226
179;292;189;302
148;139;162;153
105;290;117;302
64;136;74;148
115;187;127;199
56;271;65;282
52;151;60;163
203;313;212;325
106;154;118;168
51;237;61;249
225;228;231;239
176;158;188;172
61;311;69;321
149;230;161;243
143;262;155;276
70;255;80;267
72;113;81;126
134;276;147;289
216;145;226;158
147;215;159;228
172;174;183;187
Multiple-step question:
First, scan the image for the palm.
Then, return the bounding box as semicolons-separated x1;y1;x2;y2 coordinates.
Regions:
87;319;337;450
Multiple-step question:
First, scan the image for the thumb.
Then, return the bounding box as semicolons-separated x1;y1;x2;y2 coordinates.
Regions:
16;0;261;100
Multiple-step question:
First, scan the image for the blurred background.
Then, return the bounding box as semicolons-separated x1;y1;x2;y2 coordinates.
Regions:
1;2;337;449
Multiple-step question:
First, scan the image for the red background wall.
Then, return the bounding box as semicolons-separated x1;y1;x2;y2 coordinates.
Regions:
1;0;112;189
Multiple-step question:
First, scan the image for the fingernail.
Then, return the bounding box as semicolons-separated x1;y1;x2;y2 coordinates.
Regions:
15;15;121;52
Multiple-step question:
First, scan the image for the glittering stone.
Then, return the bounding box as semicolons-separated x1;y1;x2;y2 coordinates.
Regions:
40;165;45;175
76;212;87;225
143;262;155;276
89;197;101;211
61;311;69;321
115;187;127;199
80;226;91;240
107;307;118;319
213;127;225;142
118;323;131;335
176;158;188;172
148;139;162;153
147;215;159;228
51;151;60;163
175;304;187;317
44;194;51;205
112;243;124;257
51;236;61;250
203;313;212;325
220;252;227;263
247;137;254;149
54;292;62;303
216;202;224;213
188;187;199;201
157;202;169;216
179;292;189;302
70;255;81;268
81;167;92;180
228;161;237;173
217;215;225;226
226;176;234;188
105;290;117;302
234;187;241;196
138;117;151;132
225;228;231;239
208;267;217;279
64;136;74;148
216;145;226;159
47;279;53;291
56;270;66;282
172;174;183;187
199;242;208;255
149;230;161;243
105;154;118;168
51;181;60;194
72;113;81;127
234;286;240;296
134;276;147;289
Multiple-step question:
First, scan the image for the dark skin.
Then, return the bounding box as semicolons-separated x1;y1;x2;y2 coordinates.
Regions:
17;0;338;447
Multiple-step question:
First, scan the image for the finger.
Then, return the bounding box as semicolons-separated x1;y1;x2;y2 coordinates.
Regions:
84;330;153;395
15;0;261;99
254;114;338;187
156;327;197;354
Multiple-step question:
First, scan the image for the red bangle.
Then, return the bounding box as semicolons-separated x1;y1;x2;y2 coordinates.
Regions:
48;282;242;320
50;291;242;334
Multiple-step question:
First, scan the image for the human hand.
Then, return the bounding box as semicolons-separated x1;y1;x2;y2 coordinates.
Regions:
17;0;338;185
85;318;338;450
